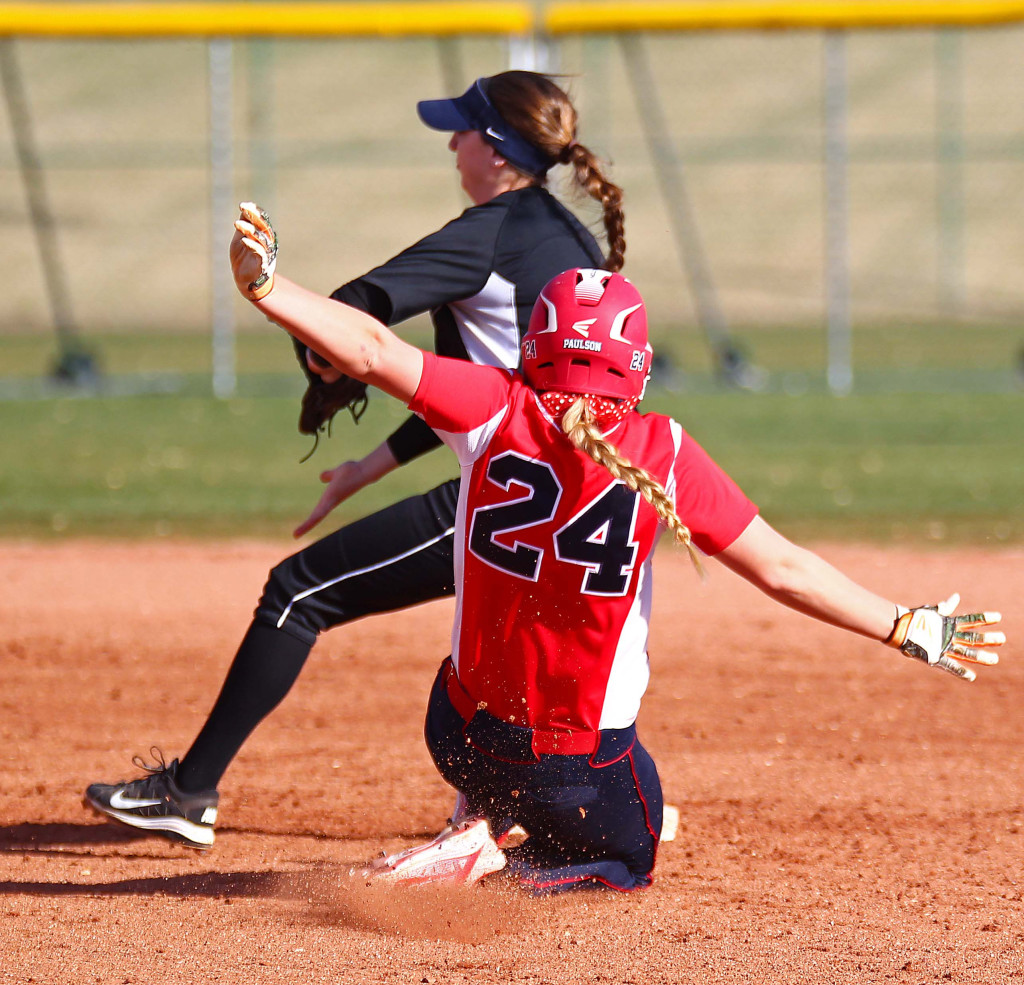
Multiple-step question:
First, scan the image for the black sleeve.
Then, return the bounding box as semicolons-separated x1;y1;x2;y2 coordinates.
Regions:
351;204;507;324
386;414;444;464
319;204;507;463
328;278;394;323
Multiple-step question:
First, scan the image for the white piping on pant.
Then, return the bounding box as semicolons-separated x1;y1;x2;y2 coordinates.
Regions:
276;526;456;629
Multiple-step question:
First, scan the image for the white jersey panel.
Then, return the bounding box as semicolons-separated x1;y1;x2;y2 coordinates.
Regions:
597;553;655;729
429;404;507;469
429;403;507;675
448;271;521;369
664;418;684;508
449;458;475;674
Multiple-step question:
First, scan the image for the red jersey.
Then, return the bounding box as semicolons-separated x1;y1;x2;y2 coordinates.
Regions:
409;353;757;734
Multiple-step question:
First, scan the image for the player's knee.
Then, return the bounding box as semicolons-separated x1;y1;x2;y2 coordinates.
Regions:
253;556;325;641
254;558;290;617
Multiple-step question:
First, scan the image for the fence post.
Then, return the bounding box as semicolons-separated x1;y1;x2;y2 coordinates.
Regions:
1;38;97;384
246;39;277;212
209;37;236;399
619;34;764;388
436;36;466;95
508;33;556;71
823;30;852;395
936;28;965;315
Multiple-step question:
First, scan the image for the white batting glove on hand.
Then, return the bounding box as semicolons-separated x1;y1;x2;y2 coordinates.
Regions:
230;202;278;300
886;593;1004;682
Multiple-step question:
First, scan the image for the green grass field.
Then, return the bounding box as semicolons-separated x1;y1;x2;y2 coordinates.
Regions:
3;375;1020;544
3;318;1020;383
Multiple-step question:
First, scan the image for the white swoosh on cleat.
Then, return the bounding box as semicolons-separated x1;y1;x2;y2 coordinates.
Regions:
109;789;162;810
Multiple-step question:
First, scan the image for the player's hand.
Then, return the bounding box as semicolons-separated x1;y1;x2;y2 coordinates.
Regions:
293;460;372;538
230;202;278;300
886;593;1004;682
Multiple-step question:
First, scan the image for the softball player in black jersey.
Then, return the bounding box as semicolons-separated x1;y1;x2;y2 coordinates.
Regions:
86;71;626;849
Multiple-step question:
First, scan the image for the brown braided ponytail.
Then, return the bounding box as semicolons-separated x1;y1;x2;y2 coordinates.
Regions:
560;397;705;576
486;71;626;273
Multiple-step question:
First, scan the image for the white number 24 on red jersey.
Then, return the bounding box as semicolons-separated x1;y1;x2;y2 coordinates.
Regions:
468;451;642;596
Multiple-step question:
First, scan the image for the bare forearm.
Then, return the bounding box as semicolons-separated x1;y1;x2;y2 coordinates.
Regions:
714;516;1003;682
718;517;896;641
746;545;895;640
359;441;401;483
255;276;389;382
250;276;422;404
232;208;424;402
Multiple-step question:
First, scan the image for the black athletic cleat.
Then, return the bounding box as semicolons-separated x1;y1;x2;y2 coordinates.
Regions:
84;750;218;850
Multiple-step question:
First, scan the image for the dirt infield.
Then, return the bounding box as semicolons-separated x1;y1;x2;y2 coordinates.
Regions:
1;540;1021;984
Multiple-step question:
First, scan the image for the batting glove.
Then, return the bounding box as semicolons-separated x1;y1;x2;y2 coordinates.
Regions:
886;593;1004;682
230;202;278;301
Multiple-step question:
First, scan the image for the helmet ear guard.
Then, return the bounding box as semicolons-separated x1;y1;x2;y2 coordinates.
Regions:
522;268;652;404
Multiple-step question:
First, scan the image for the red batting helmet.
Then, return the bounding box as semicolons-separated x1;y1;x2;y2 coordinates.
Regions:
522;268;652;403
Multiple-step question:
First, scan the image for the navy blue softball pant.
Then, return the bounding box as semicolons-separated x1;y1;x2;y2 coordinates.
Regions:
424;659;663;895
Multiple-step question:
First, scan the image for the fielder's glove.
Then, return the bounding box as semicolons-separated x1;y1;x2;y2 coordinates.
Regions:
293;338;369;443
886;593;1004;682
231;202;278;301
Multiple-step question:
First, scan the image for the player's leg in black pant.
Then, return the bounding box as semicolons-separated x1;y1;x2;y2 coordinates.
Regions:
174;479;459;794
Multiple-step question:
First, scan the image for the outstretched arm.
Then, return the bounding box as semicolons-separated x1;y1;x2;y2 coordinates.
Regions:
717;517;895;639
230;205;424;405
717;516;1004;682
256;275;424;405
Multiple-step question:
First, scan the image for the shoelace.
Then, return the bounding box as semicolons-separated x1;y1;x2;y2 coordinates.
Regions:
123;747;173;794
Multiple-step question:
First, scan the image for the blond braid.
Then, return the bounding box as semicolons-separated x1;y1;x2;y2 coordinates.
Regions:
561;398;705;576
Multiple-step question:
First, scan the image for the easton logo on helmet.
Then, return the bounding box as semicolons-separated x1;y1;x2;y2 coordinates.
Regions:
522;268;652;404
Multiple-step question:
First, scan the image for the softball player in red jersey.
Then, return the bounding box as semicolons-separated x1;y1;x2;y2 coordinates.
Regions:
225;216;1004;892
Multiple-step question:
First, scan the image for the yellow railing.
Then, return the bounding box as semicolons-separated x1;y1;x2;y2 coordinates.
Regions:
3;0;1024;38
543;1;1024;34
0;1;532;37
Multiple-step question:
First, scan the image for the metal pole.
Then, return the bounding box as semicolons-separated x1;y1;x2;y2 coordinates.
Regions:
936;28;965;315
209;38;236;399
583;35;612;156
246;39;276;211
436;36;465;96
435;38;467;205
507;33;556;72
1;38;97;383
823;31;852;395
619;34;760;388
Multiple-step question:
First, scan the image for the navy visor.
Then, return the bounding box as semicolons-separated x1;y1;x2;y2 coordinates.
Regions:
417;79;553;178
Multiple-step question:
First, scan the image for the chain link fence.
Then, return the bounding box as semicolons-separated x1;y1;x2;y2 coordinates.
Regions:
2;18;1022;394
